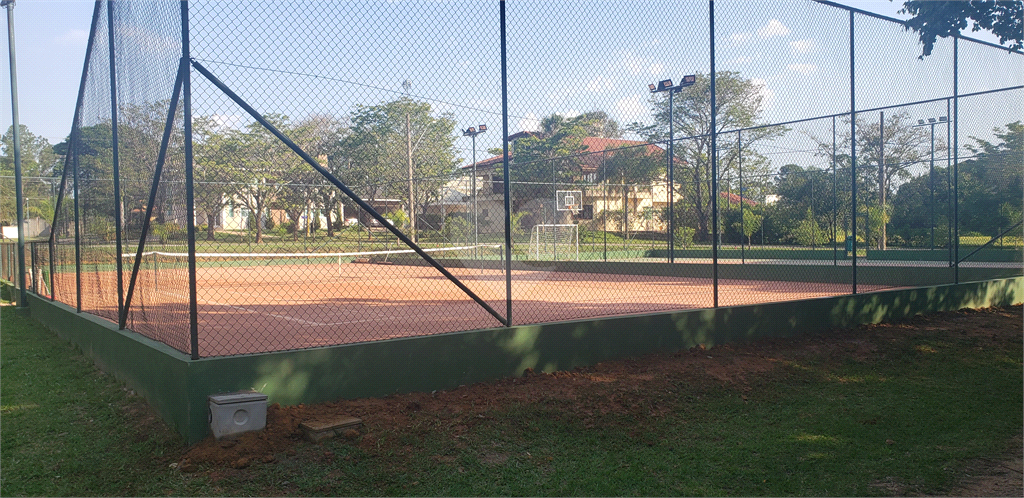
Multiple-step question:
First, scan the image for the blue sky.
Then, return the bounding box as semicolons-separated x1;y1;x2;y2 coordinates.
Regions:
0;0;1013;151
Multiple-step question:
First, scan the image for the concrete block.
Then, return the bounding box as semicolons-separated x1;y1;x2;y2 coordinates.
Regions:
209;391;268;440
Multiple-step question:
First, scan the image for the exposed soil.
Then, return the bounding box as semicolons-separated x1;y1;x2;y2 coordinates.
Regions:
179;305;1023;495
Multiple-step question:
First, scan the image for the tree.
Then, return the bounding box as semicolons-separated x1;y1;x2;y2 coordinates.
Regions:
192;116;236;241
900;0;1023;57
791;208;826;247
225;115;302;244
773;164;835;245
889;165;953;247
507;113;603;215
808;111;930;249
2;125;59;224
630;72;786;242
735;205;763;245
958;121;1024;239
337;98;457;240
292;114;346;238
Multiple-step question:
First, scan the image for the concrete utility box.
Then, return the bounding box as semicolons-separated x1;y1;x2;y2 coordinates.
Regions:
208;391;268;440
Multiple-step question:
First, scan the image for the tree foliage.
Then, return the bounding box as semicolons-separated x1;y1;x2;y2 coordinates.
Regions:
1;125;59;224
631;72;786;241
900;0;1023;57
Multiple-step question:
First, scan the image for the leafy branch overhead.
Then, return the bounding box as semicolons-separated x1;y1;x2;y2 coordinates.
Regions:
899;0;1023;57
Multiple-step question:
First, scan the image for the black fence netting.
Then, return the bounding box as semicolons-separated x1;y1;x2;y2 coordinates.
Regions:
25;0;1021;358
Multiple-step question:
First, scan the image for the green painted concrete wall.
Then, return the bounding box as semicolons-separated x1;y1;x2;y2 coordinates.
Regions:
25;295;199;440
26;277;1024;445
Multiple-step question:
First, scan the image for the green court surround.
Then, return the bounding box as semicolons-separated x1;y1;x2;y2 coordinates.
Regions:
23;276;1024;444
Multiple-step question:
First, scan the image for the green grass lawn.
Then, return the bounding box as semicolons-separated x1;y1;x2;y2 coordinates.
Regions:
1;301;1021;496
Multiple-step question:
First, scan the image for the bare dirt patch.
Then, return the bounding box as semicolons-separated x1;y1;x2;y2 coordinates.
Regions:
179;305;1023;495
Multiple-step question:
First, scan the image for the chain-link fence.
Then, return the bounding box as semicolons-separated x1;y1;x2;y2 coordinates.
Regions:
15;0;1022;358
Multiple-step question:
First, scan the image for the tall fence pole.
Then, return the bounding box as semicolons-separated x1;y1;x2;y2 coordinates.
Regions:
4;0;26;308
107;0;125;321
710;0;718;307
73;112;82;312
500;0;512;325
832;115;837;265
181;0;200;359
849;10;858;294
953;36;959;283
946;97;952;266
878;110;884;251
738;130;744;263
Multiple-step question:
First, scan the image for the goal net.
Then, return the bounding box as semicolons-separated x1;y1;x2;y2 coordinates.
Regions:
529;224;579;261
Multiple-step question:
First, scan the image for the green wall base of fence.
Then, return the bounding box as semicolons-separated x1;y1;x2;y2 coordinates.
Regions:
26;276;1024;445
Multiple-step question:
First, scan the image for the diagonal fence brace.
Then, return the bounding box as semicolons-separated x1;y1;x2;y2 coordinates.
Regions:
190;58;509;328
119;58;187;331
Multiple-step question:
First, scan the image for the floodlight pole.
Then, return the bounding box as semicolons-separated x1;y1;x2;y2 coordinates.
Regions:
914;116;945;250
648;75;695;263
463;125;487;258
4;0;27;308
668;88;676;263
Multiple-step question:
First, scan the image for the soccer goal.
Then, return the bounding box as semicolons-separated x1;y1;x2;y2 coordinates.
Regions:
529;224;579;261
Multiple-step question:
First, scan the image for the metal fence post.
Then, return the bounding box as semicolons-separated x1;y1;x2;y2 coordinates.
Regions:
500;0;512;325
107;0;125;322
849;10;857;294
710;0;718;307
181;0;200;359
4;0;27;308
953;36;959;283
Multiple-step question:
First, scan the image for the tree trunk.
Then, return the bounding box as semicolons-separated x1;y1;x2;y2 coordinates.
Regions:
254;197;264;244
206;211;217;241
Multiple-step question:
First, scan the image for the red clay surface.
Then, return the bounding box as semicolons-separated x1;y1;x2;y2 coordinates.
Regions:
54;261;887;357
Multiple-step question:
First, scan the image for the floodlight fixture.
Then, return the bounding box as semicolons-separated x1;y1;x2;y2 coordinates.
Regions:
918;119;926;125
939;116;948;122
650;75;697;94
463;125;487;137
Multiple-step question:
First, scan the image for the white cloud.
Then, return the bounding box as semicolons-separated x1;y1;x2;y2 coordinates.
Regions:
648;63;664;76
586;76;614;93
757;19;790;38
517;113;540;133
729;32;752;45
787;63;817;75
614;93;648;121
55;29;89;47
789;38;815;54
612;51;645;75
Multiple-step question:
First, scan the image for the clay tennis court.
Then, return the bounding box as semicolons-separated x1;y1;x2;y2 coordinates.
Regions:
56;256;889;357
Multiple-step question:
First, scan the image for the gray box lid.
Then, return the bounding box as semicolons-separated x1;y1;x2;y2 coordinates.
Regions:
209;391;268;405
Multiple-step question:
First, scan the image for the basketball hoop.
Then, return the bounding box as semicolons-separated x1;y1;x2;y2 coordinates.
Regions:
555;190;583;215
